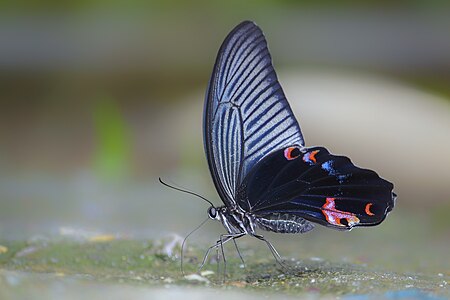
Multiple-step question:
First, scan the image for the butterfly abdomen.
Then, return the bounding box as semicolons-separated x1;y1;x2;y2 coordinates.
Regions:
256;213;314;234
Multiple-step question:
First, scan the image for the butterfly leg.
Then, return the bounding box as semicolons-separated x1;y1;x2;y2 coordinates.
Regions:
218;234;227;279
219;233;246;278
232;238;246;269
198;240;224;273
215;243;220;276
198;234;242;273
254;234;291;271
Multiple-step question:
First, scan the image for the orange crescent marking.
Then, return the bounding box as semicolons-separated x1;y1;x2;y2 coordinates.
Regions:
284;147;300;160
365;203;375;216
309;150;319;163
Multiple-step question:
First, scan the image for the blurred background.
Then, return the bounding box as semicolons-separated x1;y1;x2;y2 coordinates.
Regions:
0;1;449;273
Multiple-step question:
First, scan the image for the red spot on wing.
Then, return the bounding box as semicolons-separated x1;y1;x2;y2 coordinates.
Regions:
322;197;360;227
365;203;375;216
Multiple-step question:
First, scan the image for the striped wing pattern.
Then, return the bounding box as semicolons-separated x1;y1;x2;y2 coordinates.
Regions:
204;21;304;206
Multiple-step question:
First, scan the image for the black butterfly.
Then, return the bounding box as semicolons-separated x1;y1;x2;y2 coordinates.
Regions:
202;21;395;264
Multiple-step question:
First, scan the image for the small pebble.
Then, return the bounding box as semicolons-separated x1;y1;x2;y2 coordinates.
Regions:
0;245;8;254
164;277;174;283
163;234;184;257
184;274;209;283
89;235;115;242
229;281;247;288
200;270;214;277
15;246;39;258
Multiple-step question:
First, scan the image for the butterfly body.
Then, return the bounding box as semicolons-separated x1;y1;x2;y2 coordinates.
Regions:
210;203;314;237
203;21;395;251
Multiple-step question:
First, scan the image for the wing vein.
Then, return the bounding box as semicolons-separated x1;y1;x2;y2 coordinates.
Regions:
219;26;260;102
226;51;270;105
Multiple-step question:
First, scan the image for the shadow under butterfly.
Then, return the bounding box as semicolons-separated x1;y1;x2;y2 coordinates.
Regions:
176;20;396;274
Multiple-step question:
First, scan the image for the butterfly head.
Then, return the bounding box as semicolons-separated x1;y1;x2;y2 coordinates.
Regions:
207;206;219;220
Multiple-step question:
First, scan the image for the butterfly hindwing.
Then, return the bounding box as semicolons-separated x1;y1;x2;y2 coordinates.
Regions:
237;146;395;230
204;21;304;207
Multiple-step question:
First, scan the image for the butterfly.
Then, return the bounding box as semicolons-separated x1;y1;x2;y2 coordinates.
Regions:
202;20;396;265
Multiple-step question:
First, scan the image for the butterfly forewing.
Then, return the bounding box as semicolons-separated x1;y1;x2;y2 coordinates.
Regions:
204;21;304;207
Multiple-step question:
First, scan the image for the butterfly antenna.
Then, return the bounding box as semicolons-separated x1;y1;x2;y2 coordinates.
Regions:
180;216;210;276
158;177;215;207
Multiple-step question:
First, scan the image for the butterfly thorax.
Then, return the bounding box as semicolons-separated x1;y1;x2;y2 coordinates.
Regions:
214;206;258;236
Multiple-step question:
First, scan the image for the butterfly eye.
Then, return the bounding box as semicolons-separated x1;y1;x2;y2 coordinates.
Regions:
207;207;217;219
284;146;301;160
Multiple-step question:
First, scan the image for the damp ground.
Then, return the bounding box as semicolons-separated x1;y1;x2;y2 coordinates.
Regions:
0;213;448;300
